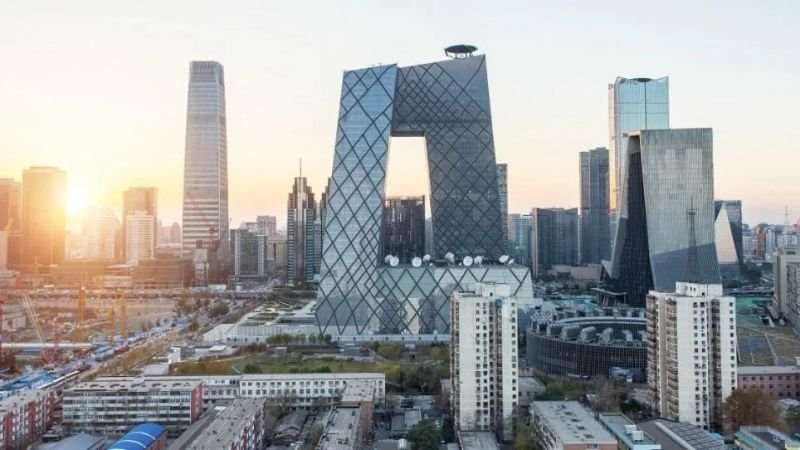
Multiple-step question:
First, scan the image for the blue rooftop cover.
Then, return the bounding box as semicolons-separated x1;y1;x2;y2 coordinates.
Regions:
108;423;166;450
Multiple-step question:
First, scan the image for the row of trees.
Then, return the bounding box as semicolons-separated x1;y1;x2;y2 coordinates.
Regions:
265;333;333;345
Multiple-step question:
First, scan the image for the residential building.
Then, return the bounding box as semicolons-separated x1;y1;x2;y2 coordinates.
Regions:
123;187;158;261
604;129;720;307
774;247;800;327
497;163;508;245
316;50;513;336
579;147;610;264
0;389;57;449
82;207;118;261
530;401;616;450
256;215;277;237
598;413;661;450
646;283;737;429
735;426;800;450
714;200;743;265
62;378;203;437
287;174;316;286
531;207;579;275
170;398;266;450
608;77;669;214
382;196;426;263
230;228;267;281
0;178;22;269
126;211;155;264
636;419;726;450
450;283;518;441
181;61;229;283
21;166;66;268
738;362;800;400
508;214;532;267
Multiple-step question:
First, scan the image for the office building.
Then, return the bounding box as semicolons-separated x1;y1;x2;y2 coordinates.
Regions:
266;234;288;273
531;207;579;275
123;187;157;260
62;378;203;437
636;419;726;450
287;174;317;285
450;283;518;441
0;179;21;269
181;61;229;282
738;362;800;400
316;49;518;336
608;77;669;214
21;166;66;268
735;427;800;450
580;147;610;264
170;398;267;450
382;196;425;263
231;227;267;280
82;207;118;261
508;213;532;267
497;163;508;244
125;211;155;264
714;200;743;265
773;247;800;327
313;185;328;281
256;215;277;237
604;129;720;307
0;390;57;449
530;401;616;450
646;283;736;430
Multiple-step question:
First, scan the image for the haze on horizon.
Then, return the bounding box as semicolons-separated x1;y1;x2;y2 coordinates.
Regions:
1;0;798;229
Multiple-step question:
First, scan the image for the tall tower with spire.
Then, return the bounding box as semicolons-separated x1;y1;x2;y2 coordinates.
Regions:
287;160;317;286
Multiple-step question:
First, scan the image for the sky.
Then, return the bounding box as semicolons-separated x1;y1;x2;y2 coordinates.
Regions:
1;1;798;230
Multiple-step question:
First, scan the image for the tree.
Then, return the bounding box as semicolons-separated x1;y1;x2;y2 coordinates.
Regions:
723;388;786;433
243;364;262;374
407;421;442;450
187;319;200;333
514;423;539;450
441;416;455;443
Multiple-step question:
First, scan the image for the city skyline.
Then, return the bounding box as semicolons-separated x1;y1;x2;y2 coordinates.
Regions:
1;1;799;228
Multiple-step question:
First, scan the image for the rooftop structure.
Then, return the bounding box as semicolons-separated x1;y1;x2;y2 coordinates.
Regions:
107;423;166;450
170;398;267;450
458;431;501;450
598;413;661;450
530;401;617;450
735;426;800;450
318;406;365;450
636;419;726;450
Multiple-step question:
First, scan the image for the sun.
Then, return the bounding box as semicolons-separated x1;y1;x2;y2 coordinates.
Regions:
66;186;89;216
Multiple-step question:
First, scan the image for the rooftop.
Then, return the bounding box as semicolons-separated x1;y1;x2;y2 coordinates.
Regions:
172;398;266;449
637;419;726;450
318;407;362;450
459;431;500;450
738;364;800;375
736;426;800;450
67;378;201;393
599;413;660;448
341;380;377;405
532;401;616;444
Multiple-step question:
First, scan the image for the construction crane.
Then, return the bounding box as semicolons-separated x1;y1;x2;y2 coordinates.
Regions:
75;286;86;342
20;293;52;363
119;291;128;340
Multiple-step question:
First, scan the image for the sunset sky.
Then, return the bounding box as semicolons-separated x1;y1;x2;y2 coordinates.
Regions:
1;1;798;229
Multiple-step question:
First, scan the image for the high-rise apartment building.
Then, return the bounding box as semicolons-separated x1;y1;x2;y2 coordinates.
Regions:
181;61;229;282
530;208;579;275
0;179;21;269
497;163;508;245
21;167;66;268
231;228;267;280
382;196;425;263
82;207;118;261
604;129;720;307
122;187;157;262
608;77;669;214
714;200;743;265
508;214;532;267
579;147;610;264
450;283;518;441
647;282;736;430
773;246;800;325
287;175;316;286
125;211;155;265
256;215;277;237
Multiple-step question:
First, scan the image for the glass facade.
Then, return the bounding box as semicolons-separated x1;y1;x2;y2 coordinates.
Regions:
530;208;579;275
605;129;721;306
508;213;532;267
382;196;425;264
287;176;317;285
714;200;743;265
316;55;515;335
181;61;229;278
579;147;610;264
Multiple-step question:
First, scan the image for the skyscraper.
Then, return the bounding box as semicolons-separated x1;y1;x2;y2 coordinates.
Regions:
608;77;669;214
647;282;736;430
22;167;66;268
256;215;277;237
0;179;22;269
713;200;743;265
123;187;157;261
579;147;610;264
496;163;508;245
181;61;229;282
126;211;155;264
508;213;532;267
382;196;426;263
287;174;316;286
450;283;518;441
230;228;267;280
83;207;118;260
530;208;579;275
604;129;720;307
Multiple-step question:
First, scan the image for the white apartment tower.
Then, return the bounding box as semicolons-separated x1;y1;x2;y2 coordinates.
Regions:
450;282;518;442
126;211;155;264
647;282;737;430
83;207;118;260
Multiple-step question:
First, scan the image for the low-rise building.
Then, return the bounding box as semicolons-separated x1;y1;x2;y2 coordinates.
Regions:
738;362;800;400
735;426;800;450
169;398;267;450
598;413;660;450
459;431;500;450
0;389;57;449
318;406;366;450
62;378;203;437
107;423;167;450
530;401;616;450
635;419;726;450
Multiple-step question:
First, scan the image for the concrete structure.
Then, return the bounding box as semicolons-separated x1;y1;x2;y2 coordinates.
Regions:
598;413;661;450
169;398;267;450
63;378;203;437
126;211;155;264
531;208;579;275
287;174;317;286
646;283;736;429
508;213;532;267
123;187;158;261
107;423;167;450
22;166;66;268
774;247;800;327
714;200;743;265
181;61;229;283
230;228;268;281
580;147;611;264
604;129;720;307
317;406;367;450
738;362;800;400
382;196;425;264
608;77;670;215
459;431;501;450
636;419;726;450
0;179;21;269
530;401;617;450
82;207;118;261
735;426;800;450
0;389;57;449
450;283;518;441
